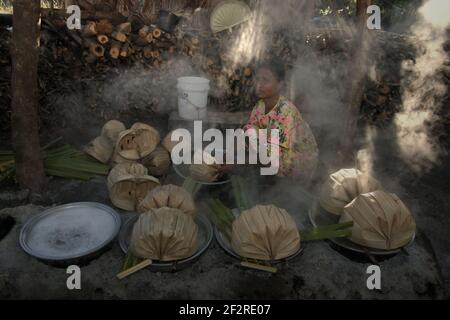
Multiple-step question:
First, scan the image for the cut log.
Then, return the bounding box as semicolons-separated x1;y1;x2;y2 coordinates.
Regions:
117;22;132;34
84;38;105;57
109;40;122;59
120;42;131;58
152;50;160;59
154;40;173;49
85;53;99;63
143;33;154;44
134;33;153;46
111;31;127;43
138;26;150;38
152;28;162;39
97;34;109;45
143;46;153;59
96;19;113;34
81;21;97;37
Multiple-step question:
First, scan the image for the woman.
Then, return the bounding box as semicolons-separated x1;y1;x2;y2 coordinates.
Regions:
243;60;319;181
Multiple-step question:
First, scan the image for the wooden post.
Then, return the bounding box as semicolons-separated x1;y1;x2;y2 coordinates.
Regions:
336;0;372;167
11;0;47;192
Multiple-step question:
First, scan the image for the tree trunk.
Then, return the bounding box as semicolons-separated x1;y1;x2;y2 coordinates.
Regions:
336;0;372;167
11;0;47;193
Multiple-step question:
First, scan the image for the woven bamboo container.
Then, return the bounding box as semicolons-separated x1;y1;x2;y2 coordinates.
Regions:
115;122;160;161
319;168;381;216
140;146;171;176
101;120;126;143
107;162;160;211
137;184;196;216
84;119;126;164
231;205;300;261
340;190;416;250
84;135;114;164
130;207;198;261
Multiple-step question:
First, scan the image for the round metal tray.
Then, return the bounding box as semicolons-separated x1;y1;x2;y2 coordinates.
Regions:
214;226;304;264
308;200;415;256
172;163;231;185
19;202;121;266
119;213;213;272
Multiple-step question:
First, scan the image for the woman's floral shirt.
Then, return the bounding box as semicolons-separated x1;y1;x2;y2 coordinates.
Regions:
243;96;319;179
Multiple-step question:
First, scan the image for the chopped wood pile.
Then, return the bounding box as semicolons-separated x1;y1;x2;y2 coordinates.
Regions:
0;12;449;146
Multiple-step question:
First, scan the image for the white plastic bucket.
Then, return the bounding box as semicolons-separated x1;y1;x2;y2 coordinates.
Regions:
177;76;210;120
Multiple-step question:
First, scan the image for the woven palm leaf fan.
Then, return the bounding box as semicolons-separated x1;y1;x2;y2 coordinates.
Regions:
319;168;381;216
129;207;198;261
140;146;171;177
340;190;416;250
231;205;301;261
138;184;196;216
210;0;252;33
107;162;160;211
116;122;160;161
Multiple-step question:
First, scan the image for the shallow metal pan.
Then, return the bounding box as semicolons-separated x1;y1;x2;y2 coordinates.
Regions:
19;202;121;267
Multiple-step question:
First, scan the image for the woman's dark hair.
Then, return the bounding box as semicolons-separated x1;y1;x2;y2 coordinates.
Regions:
255;58;286;81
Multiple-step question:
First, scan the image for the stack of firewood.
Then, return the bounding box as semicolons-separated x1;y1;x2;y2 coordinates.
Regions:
75;19;177;67
70;18;260;111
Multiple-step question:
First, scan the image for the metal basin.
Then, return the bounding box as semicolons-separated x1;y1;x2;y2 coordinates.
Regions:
19;202;121;267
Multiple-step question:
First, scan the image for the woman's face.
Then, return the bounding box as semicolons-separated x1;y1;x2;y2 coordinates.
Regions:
255;68;282;99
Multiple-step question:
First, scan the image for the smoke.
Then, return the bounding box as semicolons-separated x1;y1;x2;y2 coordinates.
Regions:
357;126;377;177
224;0;369;174
100;58;203;114
222;0;448;193
224;0;316;68
393;0;449;174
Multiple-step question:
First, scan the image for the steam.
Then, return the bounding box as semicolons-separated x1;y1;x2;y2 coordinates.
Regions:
394;0;449;173
357;126;377;177
101;58;202;114
226;5;267;68
225;0;316;69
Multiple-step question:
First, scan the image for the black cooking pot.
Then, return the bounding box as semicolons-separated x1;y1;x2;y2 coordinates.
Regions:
157;9;180;33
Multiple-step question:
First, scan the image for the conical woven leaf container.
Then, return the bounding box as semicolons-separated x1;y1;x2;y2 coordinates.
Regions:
340;190;416;250
189;150;223;183
140;146;171;177
84;135;114;164
162;131;179;154
85;120;127;164
107;162;160;211
138;184;196;216
231;205;300;261
116;122;160;160
130;207;198;261
101;120;126;143
319;168;380;216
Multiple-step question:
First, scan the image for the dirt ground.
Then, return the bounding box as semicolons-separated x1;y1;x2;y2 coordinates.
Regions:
0;147;448;299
